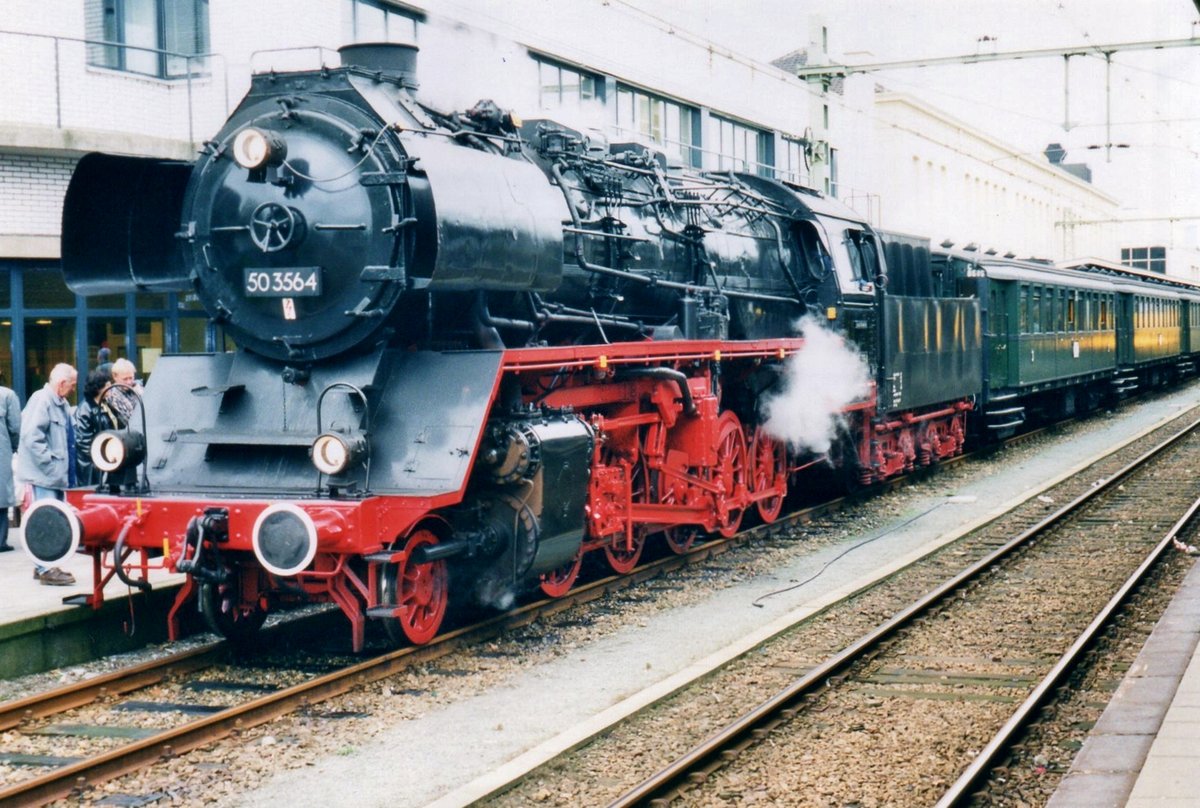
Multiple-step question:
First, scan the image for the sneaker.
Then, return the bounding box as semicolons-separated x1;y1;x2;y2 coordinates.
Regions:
37;567;75;586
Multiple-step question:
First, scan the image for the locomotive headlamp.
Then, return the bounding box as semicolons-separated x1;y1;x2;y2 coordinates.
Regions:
232;127;287;170
91;430;147;474
311;431;367;476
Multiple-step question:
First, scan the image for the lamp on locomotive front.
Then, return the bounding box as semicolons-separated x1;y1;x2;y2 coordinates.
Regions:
311;431;368;476
231;127;287;171
91;430;146;476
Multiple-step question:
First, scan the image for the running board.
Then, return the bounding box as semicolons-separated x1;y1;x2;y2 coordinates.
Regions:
1112;377;1139;394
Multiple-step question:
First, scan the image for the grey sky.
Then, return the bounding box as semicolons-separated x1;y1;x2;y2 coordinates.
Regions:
622;0;1199;212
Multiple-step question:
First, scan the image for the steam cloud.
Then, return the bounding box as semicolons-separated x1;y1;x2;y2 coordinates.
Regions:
760;316;872;455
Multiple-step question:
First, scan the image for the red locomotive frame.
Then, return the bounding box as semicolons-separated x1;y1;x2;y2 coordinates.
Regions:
61;338;969;650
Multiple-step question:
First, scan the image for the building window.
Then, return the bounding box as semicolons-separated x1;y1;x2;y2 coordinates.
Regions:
780;137;808;185
707;115;772;176
1121;246;1166;274
534;56;603;114
344;0;420;43
89;0;210;78
614;85;700;167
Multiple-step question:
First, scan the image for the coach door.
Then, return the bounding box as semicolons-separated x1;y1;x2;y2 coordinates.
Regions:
987;283;1010;388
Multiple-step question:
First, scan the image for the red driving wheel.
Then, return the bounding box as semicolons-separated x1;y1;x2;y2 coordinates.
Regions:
714;411;748;538
603;457;647;573
380;528;449;646
539;549;583;597
751;426;787;523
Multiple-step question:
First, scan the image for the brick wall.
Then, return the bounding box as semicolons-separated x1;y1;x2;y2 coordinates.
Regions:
0;154;76;237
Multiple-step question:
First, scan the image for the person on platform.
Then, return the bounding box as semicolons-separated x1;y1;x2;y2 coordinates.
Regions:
0;370;19;553
74;368;122;486
107;358;142;426
18;363;77;586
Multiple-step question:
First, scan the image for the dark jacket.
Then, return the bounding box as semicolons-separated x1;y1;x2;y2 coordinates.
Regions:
74;397;121;486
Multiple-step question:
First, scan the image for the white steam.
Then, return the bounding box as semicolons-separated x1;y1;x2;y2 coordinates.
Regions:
760;316;872;455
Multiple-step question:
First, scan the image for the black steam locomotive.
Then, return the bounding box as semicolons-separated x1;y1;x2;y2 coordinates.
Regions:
23;43;1194;650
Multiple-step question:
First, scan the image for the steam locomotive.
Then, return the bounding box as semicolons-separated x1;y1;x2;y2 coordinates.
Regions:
23;44;1198;650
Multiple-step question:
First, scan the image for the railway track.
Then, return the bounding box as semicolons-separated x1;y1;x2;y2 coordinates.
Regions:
0;402;1189;805
0;491;828;805
604;415;1200;805
474;408;1200;807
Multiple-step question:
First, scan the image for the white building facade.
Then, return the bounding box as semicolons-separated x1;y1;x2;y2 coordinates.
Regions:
0;0;1147;398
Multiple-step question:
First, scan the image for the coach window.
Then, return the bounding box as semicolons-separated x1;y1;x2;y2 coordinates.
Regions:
1067;293;1076;331
1019;286;1029;331
1030;289;1041;334
88;0;210;78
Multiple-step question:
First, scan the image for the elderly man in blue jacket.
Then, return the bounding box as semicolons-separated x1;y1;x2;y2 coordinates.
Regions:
18;363;77;586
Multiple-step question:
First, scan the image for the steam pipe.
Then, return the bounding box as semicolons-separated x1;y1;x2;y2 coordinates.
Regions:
473;291;536;333
471;291;508;349
411;539;471;564
529;293;644;334
620;367;698;416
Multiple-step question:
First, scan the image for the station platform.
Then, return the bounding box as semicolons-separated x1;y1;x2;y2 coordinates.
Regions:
1048;551;1200;807
0;519;186;679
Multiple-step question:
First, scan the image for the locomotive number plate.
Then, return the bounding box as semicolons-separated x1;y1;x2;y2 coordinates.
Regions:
243;267;323;297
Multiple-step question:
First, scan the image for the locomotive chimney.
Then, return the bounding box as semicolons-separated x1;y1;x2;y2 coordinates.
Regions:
338;43;418;88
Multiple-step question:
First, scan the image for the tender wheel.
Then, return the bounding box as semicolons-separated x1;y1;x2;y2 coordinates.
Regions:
539;548;583;597
750;426;787;523
380;528;449;646
714;411;748;538
200;572;268;645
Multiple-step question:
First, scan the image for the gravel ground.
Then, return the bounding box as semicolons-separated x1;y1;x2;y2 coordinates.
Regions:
0;386;1193;806
976;550;1195;805
486;411;1200;807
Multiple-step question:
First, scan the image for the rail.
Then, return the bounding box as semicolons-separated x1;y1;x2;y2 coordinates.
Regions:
0;414;1126;804
608;415;1200;806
